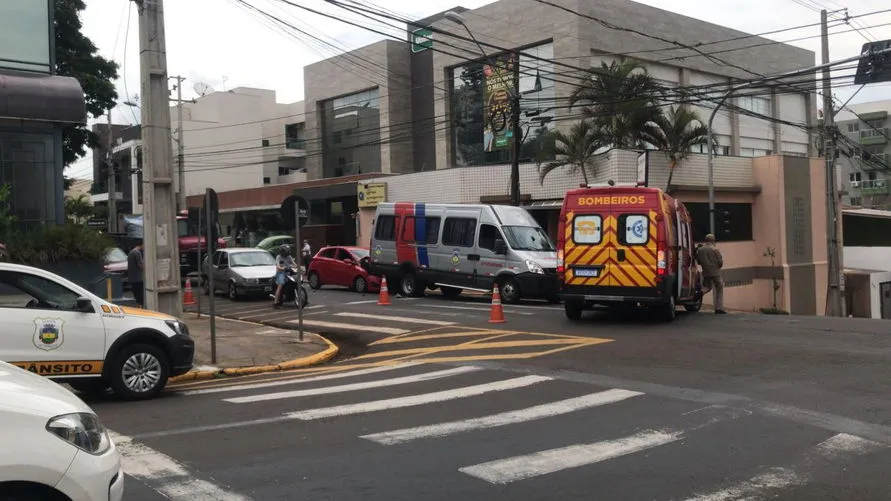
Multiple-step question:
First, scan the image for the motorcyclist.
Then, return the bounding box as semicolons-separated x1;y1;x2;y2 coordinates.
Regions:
273;244;297;308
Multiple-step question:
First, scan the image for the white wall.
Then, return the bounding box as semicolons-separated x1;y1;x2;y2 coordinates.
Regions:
844;247;891;271
687;71;732;149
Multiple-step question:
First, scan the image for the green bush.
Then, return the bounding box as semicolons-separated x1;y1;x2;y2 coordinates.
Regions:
759;307;789;315
6;224;113;265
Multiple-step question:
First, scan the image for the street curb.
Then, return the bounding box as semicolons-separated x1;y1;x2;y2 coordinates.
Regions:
169;332;339;383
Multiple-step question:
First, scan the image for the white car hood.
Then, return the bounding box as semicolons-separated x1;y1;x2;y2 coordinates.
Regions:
231;265;277;279
0;361;92;417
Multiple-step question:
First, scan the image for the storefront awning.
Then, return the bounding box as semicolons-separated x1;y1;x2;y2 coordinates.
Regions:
0;72;86;124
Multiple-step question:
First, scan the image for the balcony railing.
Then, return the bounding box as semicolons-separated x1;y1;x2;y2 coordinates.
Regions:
859;128;889;146
859;179;889;195
90;182;107;195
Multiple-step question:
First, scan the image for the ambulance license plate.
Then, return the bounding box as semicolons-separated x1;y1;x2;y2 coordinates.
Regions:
573;267;600;277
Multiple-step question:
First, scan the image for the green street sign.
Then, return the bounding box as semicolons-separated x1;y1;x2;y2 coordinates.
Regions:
411;27;433;53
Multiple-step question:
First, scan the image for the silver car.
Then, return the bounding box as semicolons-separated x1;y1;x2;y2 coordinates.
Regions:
201;248;278;300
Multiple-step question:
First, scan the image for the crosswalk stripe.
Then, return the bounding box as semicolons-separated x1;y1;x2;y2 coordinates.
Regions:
182;363;422;396
427;304;534;316
361;389;644;445
289;319;410;335
223;366;481;404
460;430;681;484
682;433;886;501
110;432;252;500
334;312;457;326
285;375;551;420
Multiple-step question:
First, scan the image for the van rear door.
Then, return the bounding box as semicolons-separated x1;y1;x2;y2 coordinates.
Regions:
564;208;612;287
612;210;658;289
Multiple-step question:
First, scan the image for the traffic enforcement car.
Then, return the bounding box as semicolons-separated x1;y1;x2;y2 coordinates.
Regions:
0;359;124;501
0;262;194;400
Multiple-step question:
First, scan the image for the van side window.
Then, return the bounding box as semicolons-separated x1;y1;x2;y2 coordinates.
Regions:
442;218;476;247
478;224;502;251
619;214;649;245
374;215;396;241
572;215;602;244
401;216;441;244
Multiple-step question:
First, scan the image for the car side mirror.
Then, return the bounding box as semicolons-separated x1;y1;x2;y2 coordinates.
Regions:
76;297;94;313
493;239;508;255
344;258;354;265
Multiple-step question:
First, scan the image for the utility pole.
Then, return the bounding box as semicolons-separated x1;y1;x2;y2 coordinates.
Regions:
136;0;182;317
509;53;522;206
821;9;845;317
106;110;117;231
170;75;187;211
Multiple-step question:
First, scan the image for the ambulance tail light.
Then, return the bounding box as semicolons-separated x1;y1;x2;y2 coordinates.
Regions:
556;249;564;273
657;243;666;276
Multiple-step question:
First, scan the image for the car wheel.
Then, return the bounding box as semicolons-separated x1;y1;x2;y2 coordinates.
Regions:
308;271;322;290
228;281;239;300
109;344;169;400
69;379;110;396
353;276;367;293
440;286;462;297
498;277;522;304
565;299;584;320
203;278;211;295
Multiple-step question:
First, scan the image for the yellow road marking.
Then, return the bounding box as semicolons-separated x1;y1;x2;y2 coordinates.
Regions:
354;338;609;359
372;330;514;345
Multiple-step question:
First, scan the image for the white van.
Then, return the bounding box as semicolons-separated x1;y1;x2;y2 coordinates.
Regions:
369;203;560;303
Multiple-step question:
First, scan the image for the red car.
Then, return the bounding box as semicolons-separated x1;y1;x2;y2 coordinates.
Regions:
307;246;381;293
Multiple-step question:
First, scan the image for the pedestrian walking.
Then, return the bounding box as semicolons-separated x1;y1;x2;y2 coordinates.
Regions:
695;234;726;314
127;242;145;308
301;239;312;270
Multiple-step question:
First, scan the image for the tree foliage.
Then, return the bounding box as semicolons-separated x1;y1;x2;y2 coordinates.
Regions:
64;193;93;223
55;0;120;170
536;121;606;185
639;106;714;192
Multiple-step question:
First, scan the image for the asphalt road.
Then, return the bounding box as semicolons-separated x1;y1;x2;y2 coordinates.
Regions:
87;285;891;500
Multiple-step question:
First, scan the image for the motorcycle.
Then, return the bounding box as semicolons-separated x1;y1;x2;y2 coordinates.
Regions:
268;267;309;308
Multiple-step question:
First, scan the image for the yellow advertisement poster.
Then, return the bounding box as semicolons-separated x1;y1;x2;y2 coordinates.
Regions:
358;183;387;208
483;53;517;152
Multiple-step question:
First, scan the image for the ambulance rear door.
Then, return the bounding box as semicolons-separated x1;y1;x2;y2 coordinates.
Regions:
612;201;658;291
564;206;613;287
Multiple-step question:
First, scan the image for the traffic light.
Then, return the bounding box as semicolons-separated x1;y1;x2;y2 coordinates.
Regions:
854;40;891;85
721;210;731;237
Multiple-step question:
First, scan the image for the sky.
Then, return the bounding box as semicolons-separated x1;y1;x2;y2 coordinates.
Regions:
66;0;891;179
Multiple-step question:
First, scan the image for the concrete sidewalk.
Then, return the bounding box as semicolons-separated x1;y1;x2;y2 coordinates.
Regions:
171;314;338;381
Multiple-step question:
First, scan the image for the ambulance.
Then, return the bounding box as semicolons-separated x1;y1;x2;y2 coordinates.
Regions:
0;262;194;400
557;182;702;321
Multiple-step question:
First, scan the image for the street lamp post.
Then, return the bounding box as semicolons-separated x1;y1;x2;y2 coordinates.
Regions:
445;11;522;206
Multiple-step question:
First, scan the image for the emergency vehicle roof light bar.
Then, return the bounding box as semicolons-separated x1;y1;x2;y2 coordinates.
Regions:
579;181;645;188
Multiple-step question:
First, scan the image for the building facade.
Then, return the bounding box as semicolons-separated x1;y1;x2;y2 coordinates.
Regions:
835;99;891;209
0;0;86;229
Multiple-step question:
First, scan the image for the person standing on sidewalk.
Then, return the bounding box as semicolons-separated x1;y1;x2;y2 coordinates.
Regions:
127;242;145;308
696;234;726;314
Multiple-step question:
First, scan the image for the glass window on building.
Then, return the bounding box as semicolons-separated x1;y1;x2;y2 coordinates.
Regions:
321;88;381;178
285;123;306;149
450;42;557;167
0;0;51;73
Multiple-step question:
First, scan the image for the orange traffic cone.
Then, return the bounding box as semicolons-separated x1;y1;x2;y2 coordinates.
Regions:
488;285;506;323
183;279;196;306
378;276;391;305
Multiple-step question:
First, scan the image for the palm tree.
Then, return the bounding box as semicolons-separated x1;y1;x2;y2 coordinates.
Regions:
639;106;714;192
64;194;93;224
570;60;662;149
536;120;607;185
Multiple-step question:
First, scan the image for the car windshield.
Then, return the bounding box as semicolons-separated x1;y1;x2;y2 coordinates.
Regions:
230;251;276;267
503;226;555;251
106;248;128;262
350;249;370;260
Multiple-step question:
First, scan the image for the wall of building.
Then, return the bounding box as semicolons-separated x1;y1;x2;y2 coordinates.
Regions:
843;246;891;272
303;40;414;181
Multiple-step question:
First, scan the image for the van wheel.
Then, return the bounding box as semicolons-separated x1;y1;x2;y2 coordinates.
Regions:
400;272;424;297
565;299;584;320
498;277;521;304
684;293;703;312
661;295;677;321
440;286;462;297
109;344;170;400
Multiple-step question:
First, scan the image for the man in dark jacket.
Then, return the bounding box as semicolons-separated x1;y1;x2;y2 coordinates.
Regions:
695;234;726;314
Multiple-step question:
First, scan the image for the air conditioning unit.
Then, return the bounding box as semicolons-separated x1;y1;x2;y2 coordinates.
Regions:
850;181;860;188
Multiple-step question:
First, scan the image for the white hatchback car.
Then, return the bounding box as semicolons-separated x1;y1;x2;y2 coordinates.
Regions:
0;360;124;501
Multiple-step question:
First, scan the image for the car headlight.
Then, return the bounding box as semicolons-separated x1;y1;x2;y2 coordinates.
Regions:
46;413;111;456
525;259;544;274
165;319;189;337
